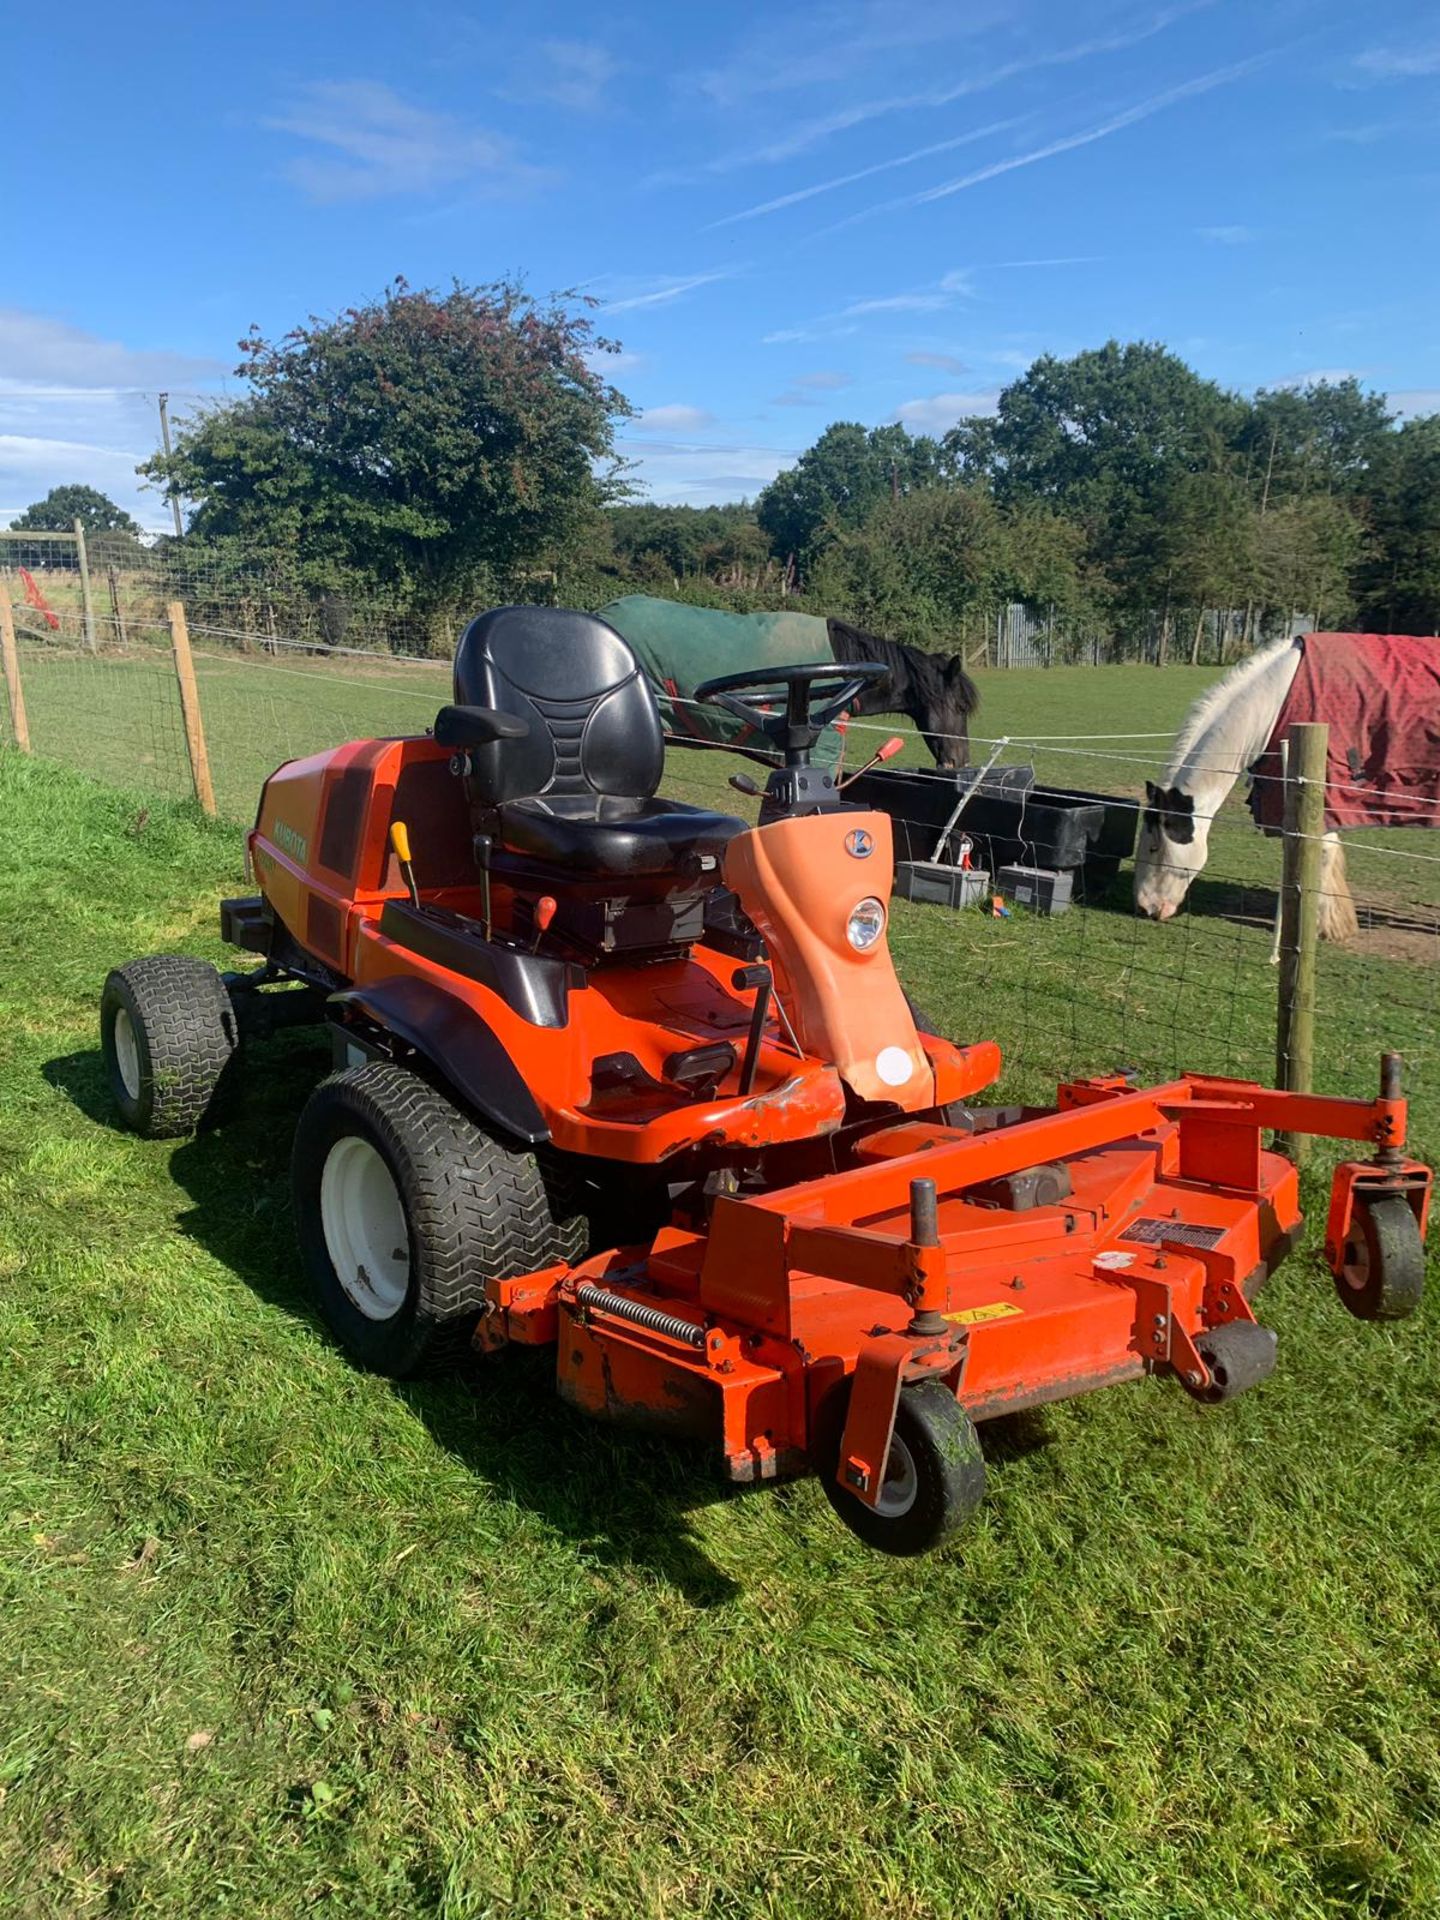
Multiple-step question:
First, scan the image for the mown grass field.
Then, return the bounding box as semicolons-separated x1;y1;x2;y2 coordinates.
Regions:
1;666;1439;1917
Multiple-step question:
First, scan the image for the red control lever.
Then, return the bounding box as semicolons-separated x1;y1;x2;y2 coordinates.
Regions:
839;735;906;789
532;895;557;952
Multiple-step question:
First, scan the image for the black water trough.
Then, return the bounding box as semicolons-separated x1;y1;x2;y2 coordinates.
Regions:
846;765;1137;891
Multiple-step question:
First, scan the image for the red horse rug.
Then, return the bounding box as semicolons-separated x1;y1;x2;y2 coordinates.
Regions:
1249;632;1440;830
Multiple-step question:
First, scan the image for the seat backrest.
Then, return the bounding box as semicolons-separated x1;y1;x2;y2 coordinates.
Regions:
453;606;664;808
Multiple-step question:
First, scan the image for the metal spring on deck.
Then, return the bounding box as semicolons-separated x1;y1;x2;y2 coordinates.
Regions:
573;1284;707;1348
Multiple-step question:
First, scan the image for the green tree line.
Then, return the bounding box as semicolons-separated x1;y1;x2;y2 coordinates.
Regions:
15;289;1438;659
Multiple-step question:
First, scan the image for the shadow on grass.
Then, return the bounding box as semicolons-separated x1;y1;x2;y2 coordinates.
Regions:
45;1040;742;1605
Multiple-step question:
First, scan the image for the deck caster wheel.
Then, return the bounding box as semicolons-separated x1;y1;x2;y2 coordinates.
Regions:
1336;1196;1425;1323
817;1378;986;1557
100;955;239;1137
1185;1321;1278;1404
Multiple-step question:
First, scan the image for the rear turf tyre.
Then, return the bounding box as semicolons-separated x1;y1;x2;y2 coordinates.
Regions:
100;955;239;1137
291;1062;587;1377
818;1378;986;1557
1335;1196;1425;1323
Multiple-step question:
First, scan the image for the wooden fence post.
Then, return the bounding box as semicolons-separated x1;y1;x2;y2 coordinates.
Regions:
73;518;97;653
168;600;216;816
1274;720;1328;1163
0;593;31;753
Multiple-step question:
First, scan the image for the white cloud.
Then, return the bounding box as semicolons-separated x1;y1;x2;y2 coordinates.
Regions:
893;390;1000;433
0;310;224;388
619;437;794;506
1354;42;1440;78
599;270;737;314
636;404;716;432
772;369;853;406
707;116;1024;229
585;347;647;376
842;293;951;317
265;79;551;202
837;54;1274;230
1198;224;1257;244
1271;367;1363;389
1391;389;1440;416
695;4;1210;156
0;312;228;528
906;351;968;375
689;3;1001;109
512;39;620;111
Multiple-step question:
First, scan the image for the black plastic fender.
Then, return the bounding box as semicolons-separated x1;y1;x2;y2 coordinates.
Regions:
330;976;549;1146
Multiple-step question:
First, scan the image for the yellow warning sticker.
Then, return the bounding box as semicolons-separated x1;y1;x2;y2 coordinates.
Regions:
945;1301;1023;1326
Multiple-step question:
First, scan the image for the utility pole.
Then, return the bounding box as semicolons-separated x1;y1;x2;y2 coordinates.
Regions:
158;393;184;539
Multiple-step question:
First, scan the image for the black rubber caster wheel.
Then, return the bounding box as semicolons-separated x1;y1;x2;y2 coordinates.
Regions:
1336;1195;1426;1323
817;1378;986;1557
1185;1320;1278;1404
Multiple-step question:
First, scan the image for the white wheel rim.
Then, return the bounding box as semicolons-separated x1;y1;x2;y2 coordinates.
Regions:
320;1136;411;1320
113;1007;141;1101
874;1431;919;1518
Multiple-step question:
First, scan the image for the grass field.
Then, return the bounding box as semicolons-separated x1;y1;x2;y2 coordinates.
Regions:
2;664;1439;1916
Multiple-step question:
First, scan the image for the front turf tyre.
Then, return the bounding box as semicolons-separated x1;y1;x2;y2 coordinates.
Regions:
1336;1196;1425;1323
100;955;239;1137
818;1378;987;1557
291;1061;587;1378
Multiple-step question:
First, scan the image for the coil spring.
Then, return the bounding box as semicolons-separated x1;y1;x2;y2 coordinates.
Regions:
574;1284;707;1349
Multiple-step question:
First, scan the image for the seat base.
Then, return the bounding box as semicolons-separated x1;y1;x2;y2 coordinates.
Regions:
496;794;746;878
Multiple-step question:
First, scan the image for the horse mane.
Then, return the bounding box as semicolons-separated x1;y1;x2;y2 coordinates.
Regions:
827;617;980;716
1164;633;1300;786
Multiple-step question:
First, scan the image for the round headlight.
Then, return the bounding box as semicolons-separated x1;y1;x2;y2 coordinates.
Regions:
846;896;886;950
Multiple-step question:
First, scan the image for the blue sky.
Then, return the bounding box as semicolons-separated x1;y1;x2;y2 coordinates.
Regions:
3;0;1438;528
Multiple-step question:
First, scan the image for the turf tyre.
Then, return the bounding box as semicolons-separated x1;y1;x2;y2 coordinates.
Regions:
817;1377;986;1557
100;955;238;1138
292;1061;587;1377
1335;1195;1425;1323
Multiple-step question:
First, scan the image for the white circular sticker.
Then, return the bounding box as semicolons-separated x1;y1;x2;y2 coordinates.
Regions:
876;1045;913;1087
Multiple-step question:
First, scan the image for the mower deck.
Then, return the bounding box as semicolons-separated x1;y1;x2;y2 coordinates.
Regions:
478;1071;1429;1491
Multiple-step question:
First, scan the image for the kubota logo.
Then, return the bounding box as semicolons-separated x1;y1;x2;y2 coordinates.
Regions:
274;820;309;864
844;828;874;859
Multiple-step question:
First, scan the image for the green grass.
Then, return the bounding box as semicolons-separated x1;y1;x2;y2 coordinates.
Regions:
2;709;1440;1916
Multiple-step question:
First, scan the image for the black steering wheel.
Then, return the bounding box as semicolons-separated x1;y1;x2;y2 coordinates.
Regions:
694;660;886;763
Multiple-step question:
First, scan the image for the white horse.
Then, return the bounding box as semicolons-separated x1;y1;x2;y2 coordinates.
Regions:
1132;635;1360;942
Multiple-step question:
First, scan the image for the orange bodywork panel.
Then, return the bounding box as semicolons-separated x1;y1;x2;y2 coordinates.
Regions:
250;737;1000;1163
722;810;934;1110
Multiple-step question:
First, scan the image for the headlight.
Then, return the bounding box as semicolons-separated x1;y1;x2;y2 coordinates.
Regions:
846;896;886;950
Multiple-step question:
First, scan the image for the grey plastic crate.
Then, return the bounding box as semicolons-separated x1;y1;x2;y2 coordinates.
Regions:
893;863;992;909
997;864;1073;914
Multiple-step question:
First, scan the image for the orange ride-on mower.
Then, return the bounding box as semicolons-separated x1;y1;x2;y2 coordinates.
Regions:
99;607;1433;1555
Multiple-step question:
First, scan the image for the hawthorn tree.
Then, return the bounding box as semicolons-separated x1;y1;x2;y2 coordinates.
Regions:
140;279;632;607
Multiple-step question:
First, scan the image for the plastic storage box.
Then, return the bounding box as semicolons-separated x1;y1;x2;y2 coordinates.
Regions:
893;863;992;908
997;864;1074;915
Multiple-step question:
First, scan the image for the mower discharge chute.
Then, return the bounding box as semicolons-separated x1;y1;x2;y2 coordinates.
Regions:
99;607;1432;1556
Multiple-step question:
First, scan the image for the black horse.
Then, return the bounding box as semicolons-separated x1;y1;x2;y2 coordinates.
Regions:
828;618;978;769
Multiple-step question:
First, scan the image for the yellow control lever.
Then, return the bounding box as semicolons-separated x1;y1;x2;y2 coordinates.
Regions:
389;820;420;907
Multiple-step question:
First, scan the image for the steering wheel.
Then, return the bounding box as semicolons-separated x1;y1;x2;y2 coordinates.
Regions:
693;660;886;762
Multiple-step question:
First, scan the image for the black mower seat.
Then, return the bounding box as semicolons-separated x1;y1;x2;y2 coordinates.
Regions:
498;793;740;877
453;605;746;882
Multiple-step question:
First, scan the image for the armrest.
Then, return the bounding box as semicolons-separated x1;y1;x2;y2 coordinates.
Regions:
434;704;530;748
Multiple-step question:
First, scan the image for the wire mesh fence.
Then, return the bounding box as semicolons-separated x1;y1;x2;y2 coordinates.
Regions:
3;573;1435;1155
